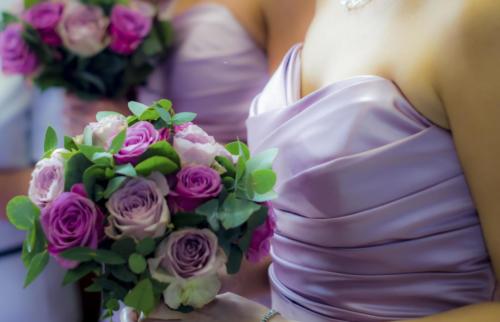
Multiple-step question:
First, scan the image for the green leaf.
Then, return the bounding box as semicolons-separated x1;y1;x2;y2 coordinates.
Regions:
60;247;96;262
136;238;155;256
139;109;160;121
226;245;243;275
171;213;206;229
64;136;78;151
235;156;246;183
115;163;137;177
110;265;137;283
226;141;250;161
103;176;128;199
94;249;126;265
79;144;106;162
128;253;147;274
108;129;127;154
96;111;123;122
85;281;102;292
246;148;278;173
251;190;278;203
83;125;93;145
156;99;173;111
154;106;171;124
24;0;42;9
142;29;163;56
0;12;19;31
219;194;261;229
63;262;99;286
91;152;114;167
111;238;136;258
128;101;149;118
124;279;155;315
172;112;197;125
250;169;277;194
83;165;106;200
44;126;58;153
6;196;40;231
215;156;236;178
106;298;120;311
96;276;128;299
135;156;179;176
139;141;180;166
24;250;49;287
196;200;220;231
22;220;46;268
238;207;268;252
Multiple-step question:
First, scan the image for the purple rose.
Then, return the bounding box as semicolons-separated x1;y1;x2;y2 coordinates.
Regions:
158;229;221;278
0;24;38;75
41;184;104;269
28;149;67;208
57;2;109;57
148;229;226;309
115;121;160;164
23;2;64;46
109;5;152;55
105;173;170;241
246;206;276;263
169;166;222;212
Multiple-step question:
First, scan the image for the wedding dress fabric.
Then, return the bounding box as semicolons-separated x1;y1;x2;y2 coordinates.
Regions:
247;45;495;321
139;3;268;142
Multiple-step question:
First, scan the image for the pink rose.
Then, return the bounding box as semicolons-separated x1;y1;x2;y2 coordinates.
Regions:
246;206;276;263
109;5;152;55
57;2;109;57
115;121;160;164
23;2;64;46
0;24;39;75
85;114;128;150
173;124;228;167
28;149;68;208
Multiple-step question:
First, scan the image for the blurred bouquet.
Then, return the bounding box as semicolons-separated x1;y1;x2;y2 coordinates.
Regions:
0;0;172;100
6;98;278;319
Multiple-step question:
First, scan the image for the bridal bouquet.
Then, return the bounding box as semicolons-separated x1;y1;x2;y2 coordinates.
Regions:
0;0;172;99
6;99;278;319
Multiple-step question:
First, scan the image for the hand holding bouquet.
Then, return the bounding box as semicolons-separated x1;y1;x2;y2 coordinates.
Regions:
0;0;172;99
6;98;278;319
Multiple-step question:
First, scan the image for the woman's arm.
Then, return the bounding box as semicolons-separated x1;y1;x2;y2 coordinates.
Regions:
405;1;500;321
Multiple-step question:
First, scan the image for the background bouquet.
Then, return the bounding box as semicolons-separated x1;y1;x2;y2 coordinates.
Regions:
6;98;278;319
0;0;172;100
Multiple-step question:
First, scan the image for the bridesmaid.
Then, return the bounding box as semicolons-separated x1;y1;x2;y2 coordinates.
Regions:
141;0;500;321
139;0;315;142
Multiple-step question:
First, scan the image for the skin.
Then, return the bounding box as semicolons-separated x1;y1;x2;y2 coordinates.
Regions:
137;0;500;321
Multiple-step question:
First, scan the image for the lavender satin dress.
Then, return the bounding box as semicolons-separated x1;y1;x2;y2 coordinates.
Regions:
139;3;268;142
247;45;496;322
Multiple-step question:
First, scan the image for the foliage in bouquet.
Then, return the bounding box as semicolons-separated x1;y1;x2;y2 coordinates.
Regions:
0;0;173;99
6;98;278;319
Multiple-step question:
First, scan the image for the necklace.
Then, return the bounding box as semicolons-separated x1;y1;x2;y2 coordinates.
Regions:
339;0;373;10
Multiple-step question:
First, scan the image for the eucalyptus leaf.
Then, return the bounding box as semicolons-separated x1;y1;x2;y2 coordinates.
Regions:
110;265;137;283
135;156;179;176
196;200;220;231
225;141;250;160
128;101;149;118
109;129;127;154
128;253;147;274
6;196;40;231
172;112;197;125
24;250;49;288
250;169;277;194
60;247;96;262
219;194;261;229
136;238;155;256
103;176;128;199
44;126;58;153
63;262;99;286
115;163;137;177
94;249;126;265
124;279;155;315
245;148;278;173
154;106;171;124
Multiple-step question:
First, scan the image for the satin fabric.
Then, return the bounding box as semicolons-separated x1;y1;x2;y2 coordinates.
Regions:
139;3;268;142
247;45;495;322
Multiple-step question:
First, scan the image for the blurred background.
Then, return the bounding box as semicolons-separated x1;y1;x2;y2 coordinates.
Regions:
0;2;90;322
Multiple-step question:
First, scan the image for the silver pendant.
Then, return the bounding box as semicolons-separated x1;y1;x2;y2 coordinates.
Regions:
340;0;373;10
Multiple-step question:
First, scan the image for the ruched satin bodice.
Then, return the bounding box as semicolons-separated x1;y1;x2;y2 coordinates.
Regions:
247;45;495;321
139;3;268;142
